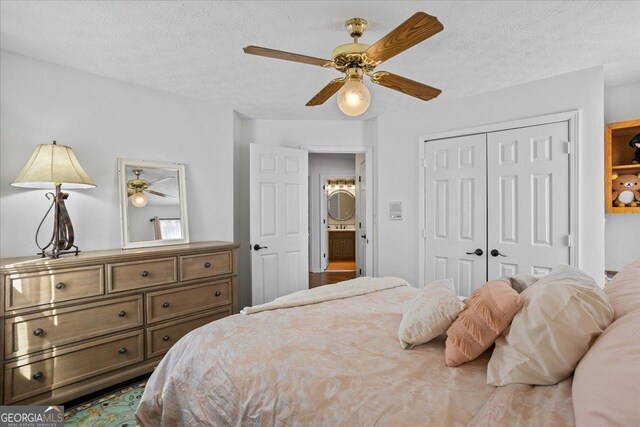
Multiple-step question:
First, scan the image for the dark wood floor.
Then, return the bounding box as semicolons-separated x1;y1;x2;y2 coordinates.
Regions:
309;271;356;288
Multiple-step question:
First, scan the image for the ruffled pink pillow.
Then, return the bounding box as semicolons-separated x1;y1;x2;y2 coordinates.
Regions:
445;280;523;367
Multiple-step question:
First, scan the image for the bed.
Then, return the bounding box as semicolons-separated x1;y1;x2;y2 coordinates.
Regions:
136;282;575;426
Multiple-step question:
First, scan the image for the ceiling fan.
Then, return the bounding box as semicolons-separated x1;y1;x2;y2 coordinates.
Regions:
127;169;176;208
243;12;443;116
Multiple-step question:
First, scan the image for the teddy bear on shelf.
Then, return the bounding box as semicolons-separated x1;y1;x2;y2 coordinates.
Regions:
630;134;640;164
612;173;640;207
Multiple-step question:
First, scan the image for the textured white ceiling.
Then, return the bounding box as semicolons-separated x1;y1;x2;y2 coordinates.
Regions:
1;1;639;120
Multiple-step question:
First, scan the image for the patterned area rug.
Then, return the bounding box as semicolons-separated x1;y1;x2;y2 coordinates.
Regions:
64;379;146;427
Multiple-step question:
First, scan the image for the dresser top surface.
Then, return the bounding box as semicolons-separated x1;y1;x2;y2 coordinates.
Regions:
0;241;239;273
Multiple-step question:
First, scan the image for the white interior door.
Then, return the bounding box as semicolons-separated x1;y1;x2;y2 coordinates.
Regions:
487;122;570;279
250;144;308;305
425;134;487;296
356;154;368;276
320;182;329;271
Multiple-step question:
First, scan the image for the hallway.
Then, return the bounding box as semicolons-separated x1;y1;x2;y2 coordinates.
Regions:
309;271;356;289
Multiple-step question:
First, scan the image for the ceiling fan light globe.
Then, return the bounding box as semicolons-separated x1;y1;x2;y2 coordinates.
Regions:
130;191;148;208
337;79;370;117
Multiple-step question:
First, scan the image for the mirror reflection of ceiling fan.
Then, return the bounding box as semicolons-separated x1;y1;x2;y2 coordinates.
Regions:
127;169;176;208
244;12;444;117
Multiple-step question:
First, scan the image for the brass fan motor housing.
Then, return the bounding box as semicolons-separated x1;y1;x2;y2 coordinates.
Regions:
331;18;378;73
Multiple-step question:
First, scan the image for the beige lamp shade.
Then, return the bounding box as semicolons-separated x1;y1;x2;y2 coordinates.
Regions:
11;142;96;189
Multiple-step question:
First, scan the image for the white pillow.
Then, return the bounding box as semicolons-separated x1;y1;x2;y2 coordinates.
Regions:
398;279;465;349
487;265;614;386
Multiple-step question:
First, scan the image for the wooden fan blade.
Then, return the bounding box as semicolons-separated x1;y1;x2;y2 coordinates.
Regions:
243;46;332;67
306;78;346;106
148;177;175;186
148;190;176;199
371;72;441;101
364;12;443;64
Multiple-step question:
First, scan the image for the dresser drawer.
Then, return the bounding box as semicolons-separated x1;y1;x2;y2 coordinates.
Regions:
4;330;143;404
179;251;233;282
146;309;230;358
4;266;104;311
107;257;177;292
146;280;231;323
4;295;143;359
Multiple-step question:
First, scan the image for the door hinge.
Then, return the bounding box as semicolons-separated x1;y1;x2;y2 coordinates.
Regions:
323;253;326;258
323;219;326;224
359;222;361;228
359;268;362;275
422;229;427;239
323;185;326;190
565;141;571;154
423;158;428;168
358;176;361;183
566;235;572;247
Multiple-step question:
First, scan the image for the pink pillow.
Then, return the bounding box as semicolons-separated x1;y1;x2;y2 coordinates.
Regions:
445;280;523;367
605;257;640;321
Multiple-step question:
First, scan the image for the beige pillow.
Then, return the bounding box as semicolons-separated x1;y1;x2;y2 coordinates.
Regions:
487;265;614;386
398;279;464;349
573;310;640;426
498;274;540;293
605;257;640;321
445;280;523;367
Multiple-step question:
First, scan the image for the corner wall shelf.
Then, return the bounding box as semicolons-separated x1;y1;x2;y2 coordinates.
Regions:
605;119;640;214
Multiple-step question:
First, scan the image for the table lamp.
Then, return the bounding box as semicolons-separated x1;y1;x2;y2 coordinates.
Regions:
11;141;96;258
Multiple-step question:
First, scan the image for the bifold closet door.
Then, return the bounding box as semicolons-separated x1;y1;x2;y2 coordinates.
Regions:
425;134;487;296
486;122;570;279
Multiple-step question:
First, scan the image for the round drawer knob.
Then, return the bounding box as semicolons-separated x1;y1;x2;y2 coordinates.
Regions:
55;282;65;290
33;328;44;337
32;371;44;380
141;271;149;277
204;262;211;268
118;311;127;317
118;347;127;354
162;335;170;342
214;291;222;297
162;302;170;308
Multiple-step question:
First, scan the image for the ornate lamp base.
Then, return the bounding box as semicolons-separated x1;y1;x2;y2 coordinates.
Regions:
36;184;81;259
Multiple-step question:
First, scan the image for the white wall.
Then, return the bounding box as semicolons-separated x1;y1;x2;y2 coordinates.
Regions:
604;82;640;271
0;50;234;257
308;153;355;272
376;67;605;286
233;118;367;307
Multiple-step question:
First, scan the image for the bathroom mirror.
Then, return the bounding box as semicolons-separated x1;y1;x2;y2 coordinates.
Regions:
328;190;355;221
118;159;189;249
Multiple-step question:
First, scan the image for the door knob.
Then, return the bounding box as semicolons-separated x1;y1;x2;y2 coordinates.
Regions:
466;248;484;256
253;244;268;251
490;249;506;257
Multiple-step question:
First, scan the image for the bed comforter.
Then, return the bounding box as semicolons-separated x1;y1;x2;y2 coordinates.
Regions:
136;285;574;426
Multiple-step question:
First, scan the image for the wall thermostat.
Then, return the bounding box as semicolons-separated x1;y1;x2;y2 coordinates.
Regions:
390;201;402;220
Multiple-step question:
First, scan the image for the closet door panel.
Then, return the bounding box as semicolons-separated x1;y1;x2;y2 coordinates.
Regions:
425;134;487;296
487;122;570;279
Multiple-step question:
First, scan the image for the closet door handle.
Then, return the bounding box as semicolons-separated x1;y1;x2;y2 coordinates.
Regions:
466;248;483;256
490;249;506;257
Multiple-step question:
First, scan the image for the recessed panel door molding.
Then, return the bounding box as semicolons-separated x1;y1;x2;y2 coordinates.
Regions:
425;134;487;296
356;154;368;277
487;122;570;279
250;144;309;305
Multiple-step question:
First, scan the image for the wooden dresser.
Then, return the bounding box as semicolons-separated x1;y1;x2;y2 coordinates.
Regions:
0;241;238;405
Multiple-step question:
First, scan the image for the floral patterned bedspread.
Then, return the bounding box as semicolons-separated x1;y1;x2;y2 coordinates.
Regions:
136;285;574;427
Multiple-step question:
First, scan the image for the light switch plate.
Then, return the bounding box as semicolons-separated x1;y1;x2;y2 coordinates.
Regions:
390;201;402;220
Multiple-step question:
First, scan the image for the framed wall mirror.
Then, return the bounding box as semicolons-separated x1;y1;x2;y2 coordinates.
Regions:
118;159;189;249
328;190;356;221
